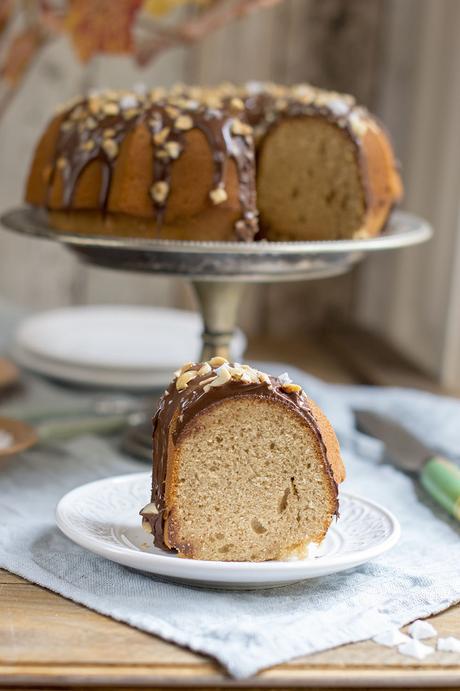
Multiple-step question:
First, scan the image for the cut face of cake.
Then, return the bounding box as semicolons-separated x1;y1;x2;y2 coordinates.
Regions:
141;359;345;562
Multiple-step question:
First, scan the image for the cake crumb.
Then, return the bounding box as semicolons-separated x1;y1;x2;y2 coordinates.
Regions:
437;637;460;653
398;639;434;660
408;619;437;640
373;628;411;647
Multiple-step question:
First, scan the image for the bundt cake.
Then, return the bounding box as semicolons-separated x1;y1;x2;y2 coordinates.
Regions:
140;358;345;561
25;82;402;242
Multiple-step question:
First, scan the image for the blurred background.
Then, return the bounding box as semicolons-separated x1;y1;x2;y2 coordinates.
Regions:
0;0;459;391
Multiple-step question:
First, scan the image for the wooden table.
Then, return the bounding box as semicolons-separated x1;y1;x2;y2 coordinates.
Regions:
1;335;459;689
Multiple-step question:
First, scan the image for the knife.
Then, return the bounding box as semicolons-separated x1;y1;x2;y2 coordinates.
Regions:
355;410;460;521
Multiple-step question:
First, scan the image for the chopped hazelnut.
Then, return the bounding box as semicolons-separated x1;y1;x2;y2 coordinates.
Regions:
150;181;169;204
209;187;228;205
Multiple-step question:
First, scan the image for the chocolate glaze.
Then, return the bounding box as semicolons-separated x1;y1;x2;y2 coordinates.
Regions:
141;364;338;552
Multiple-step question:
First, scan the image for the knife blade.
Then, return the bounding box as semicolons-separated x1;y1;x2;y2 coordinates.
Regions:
355;409;460;521
355;410;431;472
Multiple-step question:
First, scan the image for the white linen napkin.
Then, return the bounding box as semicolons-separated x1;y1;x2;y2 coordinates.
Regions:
1;360;459;678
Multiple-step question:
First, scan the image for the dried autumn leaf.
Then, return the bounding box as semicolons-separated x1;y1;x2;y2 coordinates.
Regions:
142;0;212;17
0;27;45;86
0;0;13;37
65;0;143;63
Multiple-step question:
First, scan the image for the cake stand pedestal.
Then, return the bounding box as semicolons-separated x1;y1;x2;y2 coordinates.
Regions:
1;208;432;362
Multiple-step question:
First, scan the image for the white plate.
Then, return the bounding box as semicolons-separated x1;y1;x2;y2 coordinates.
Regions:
14;306;246;390
15;305;246;370
13;344;182;391
56;472;401;589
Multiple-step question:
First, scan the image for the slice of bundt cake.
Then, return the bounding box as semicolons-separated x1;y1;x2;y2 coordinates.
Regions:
140;358;345;562
238;82;403;240
25;82;402;243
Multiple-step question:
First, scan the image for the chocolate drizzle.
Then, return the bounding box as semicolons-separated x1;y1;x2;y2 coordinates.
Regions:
142;363;338;552
46;88;259;241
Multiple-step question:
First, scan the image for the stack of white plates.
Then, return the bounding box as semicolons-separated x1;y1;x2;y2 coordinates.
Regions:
13;306;246;390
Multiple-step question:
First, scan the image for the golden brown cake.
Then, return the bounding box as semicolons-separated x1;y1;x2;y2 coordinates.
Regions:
25;82;402;242
140;358;345;562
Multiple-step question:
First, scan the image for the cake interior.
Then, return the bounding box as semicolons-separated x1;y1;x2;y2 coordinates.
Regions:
257;117;366;240
166;397;336;561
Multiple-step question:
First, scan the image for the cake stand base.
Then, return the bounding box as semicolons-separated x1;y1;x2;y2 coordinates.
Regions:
192;281;246;361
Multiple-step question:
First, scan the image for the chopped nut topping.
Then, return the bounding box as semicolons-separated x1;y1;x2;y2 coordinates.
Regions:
70;105;85;121
103;102;119;116
230;97;245;112
120;94;138;110
56;157;67;169
209;187;228;205
241;369;260;384
156;150;170;159
165;141;181;159
197;362;212;376
153;127;170;145
122;107;139;120
89;99;102;115
228;365;245;380
201;376;215;388
174;114;194;131
204;95;222;109
140;502;157;515
142;518;152;534
231;119;253;136
278;372;292;385
176;370;198;391
275;98;288;111
102;138;118;158
258;371;271;385
281;383;302;394
178;362;195;375
349;113;368;137
85;117;97;129
210;366;231;387
60;120;74;132
81;140;95;151
103;128;116;138
209;356;228;367
150;180;169;204
165;106;180;119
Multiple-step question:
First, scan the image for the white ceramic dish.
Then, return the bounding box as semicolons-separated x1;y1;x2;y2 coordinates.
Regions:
14;306;246;390
56;472;401;589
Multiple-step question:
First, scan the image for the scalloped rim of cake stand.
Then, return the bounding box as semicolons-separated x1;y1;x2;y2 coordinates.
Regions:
1;206;431;254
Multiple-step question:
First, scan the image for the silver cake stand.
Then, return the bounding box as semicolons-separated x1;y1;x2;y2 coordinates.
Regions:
1;207;432;361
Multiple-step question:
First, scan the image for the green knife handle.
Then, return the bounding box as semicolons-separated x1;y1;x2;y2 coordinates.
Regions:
36;414;134;442
420;457;460;521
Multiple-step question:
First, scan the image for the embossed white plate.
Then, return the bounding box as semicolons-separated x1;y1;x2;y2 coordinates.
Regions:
56;472;401;589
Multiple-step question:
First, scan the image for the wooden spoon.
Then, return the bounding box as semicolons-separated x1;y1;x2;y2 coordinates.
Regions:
0;417;38;457
0;412;145;460
0;358;19;391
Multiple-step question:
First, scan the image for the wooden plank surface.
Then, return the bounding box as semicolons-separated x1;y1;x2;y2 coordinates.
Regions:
1;337;459;689
0;569;459;688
